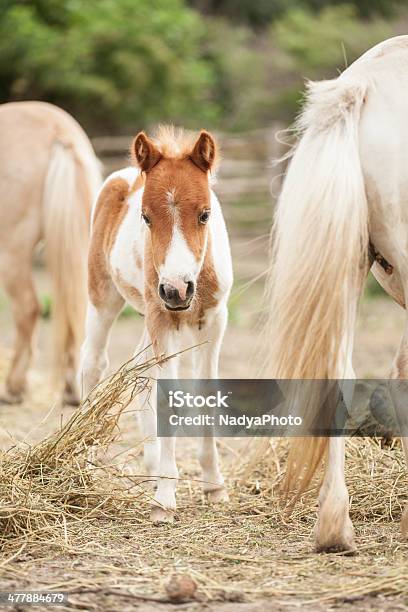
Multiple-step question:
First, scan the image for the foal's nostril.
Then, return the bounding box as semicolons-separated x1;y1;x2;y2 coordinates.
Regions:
159;283;166;300
158;280;193;307
168;288;179;301
186;281;195;298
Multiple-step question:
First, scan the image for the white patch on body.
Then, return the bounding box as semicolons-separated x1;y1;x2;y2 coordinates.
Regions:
109;186;145;312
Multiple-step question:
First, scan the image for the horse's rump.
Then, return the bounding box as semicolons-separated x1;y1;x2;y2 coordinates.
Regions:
0;101;102;396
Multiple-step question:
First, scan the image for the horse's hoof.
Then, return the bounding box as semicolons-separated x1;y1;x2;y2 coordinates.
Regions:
62;391;81;407
0;388;24;405
314;518;356;554
206;487;229;503
150;506;174;524
401;504;408;538
315;540;356;554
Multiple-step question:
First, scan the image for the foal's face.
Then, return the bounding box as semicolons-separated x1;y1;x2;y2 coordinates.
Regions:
133;130;217;311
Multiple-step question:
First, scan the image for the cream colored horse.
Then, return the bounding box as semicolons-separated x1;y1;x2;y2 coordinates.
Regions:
0;102;101;405
265;36;408;552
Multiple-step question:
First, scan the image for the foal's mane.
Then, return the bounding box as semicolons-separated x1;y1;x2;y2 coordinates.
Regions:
152;125;197;159
152;125;219;177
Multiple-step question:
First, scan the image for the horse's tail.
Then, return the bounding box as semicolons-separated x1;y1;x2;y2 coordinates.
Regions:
264;77;369;493
43;137;102;388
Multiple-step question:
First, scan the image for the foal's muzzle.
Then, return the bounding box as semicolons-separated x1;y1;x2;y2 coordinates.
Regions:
158;280;195;311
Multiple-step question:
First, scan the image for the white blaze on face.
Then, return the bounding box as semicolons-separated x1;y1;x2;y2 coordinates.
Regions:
159;221;201;295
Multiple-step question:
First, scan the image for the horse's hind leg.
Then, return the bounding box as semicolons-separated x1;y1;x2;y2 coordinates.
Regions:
388;315;408;538
63;337;81;406
314;437;355;552
0;258;40;404
314;357;356;552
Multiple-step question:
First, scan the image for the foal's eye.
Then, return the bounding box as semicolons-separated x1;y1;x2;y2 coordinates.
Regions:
199;210;210;224
142;212;151;226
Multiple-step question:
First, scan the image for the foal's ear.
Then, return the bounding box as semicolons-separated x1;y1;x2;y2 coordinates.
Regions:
132;132;162;172
190;130;217;173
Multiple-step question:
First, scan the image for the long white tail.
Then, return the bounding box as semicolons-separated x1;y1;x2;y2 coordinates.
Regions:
43;137;102;389
264;77;369;492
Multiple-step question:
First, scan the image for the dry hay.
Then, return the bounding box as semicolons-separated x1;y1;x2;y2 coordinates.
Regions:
0;349;174;548
0;358;408;609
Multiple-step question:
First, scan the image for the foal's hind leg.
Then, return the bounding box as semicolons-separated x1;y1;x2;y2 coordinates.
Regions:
0;258;40;404
78;286;124;398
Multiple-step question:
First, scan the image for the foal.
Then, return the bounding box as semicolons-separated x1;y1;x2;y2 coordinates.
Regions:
79;126;233;522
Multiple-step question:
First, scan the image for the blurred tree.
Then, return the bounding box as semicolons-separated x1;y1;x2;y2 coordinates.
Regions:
0;0;406;132
188;0;406;25
0;0;219;132
188;0;294;27
301;0;406;19
272;5;390;70
269;4;391;120
201;19;270;129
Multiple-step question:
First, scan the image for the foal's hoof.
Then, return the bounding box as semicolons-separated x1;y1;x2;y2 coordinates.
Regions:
150;506;174;524
206;487;229;504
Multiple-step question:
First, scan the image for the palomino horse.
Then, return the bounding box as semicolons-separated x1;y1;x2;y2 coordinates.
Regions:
265;35;408;552
0;102;101;405
79;126;233;522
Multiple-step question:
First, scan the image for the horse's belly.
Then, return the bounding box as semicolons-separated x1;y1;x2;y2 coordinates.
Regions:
371;262;405;309
357;57;408;302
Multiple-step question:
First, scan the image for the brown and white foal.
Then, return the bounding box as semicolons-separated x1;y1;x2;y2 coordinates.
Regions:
79;127;233;522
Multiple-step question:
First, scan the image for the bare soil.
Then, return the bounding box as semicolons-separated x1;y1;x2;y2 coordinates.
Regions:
1;280;408;611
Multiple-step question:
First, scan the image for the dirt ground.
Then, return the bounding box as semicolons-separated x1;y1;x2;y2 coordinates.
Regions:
1;262;408;611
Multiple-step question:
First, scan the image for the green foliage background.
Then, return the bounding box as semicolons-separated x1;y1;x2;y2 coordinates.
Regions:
0;0;405;132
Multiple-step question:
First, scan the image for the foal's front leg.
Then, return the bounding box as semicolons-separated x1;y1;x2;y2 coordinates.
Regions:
195;306;228;503
150;350;179;523
134;329;160;482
